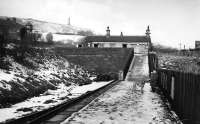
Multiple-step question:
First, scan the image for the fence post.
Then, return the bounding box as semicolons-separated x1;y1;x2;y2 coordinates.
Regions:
170;76;175;100
118;70;124;81
193;75;200;123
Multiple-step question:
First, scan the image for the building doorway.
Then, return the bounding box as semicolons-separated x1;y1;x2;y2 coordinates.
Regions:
122;44;127;48
94;44;99;48
78;44;82;48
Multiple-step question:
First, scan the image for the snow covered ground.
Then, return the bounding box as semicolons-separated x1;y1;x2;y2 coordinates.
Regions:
0;80;113;123
62;54;182;124
0;70;16;83
0;46;93;109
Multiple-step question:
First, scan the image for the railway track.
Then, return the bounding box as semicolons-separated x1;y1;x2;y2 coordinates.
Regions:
5;80;120;124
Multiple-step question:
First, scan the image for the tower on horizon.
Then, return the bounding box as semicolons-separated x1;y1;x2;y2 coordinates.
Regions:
68;17;71;25
145;25;151;37
106;26;110;38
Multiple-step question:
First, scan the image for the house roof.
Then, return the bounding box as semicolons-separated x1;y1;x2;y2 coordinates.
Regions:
85;35;150;43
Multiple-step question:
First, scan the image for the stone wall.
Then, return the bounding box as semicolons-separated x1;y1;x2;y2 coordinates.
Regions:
54;48;134;80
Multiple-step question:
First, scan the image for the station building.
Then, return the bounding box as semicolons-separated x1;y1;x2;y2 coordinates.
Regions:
78;26;152;53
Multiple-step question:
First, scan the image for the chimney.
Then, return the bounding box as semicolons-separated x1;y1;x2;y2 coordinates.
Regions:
120;32;123;38
145;25;151;37
12;17;17;23
106;26;110;38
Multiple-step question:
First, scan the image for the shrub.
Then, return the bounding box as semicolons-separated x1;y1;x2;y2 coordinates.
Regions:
95;74;113;81
16;107;33;112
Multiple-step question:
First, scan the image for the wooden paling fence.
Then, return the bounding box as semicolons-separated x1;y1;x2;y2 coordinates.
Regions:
148;52;200;124
157;69;200;124
148;52;158;74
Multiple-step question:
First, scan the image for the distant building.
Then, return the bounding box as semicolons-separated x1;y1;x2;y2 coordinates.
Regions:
0;18;23;41
195;41;200;49
79;26;151;53
25;22;33;33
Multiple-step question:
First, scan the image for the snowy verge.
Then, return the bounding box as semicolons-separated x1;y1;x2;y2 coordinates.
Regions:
0;46;92;107
0;80;113;123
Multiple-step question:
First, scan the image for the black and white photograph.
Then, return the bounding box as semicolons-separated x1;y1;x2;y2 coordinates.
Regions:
0;0;199;123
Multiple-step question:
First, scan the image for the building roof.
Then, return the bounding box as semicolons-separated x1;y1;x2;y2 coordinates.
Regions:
85;35;150;43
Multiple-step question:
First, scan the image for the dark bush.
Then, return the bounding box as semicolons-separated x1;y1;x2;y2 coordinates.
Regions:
95;74;114;81
77;78;92;86
16;107;33;112
43;99;56;104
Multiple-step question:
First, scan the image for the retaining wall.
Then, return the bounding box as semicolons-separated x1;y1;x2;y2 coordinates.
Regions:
54;48;134;80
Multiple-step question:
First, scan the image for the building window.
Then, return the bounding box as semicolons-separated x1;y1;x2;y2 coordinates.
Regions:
78;44;82;48
94;44;99;48
122;44;127;48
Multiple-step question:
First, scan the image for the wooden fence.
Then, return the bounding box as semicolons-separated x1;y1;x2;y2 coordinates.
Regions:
148;52;200;124
157;69;200;124
148;52;158;74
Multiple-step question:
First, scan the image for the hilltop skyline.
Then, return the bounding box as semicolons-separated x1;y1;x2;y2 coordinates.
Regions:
0;0;200;48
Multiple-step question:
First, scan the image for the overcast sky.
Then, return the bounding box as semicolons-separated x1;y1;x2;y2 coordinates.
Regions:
0;0;200;48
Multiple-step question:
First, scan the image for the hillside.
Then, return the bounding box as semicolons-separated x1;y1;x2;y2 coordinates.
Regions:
0;16;94;46
23;18;90;34
0;16;91;34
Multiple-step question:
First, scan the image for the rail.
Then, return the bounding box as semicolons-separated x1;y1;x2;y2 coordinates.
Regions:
5;80;120;124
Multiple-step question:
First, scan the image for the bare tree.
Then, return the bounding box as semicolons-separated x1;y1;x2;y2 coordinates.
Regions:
46;32;53;44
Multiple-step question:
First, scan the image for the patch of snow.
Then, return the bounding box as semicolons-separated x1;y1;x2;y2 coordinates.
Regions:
40;33;85;44
0;82;12;91
64;61;69;68
5;43;16;49
70;81;112;95
3;56;29;79
89;76;96;81
0;70;15;82
53;34;85;44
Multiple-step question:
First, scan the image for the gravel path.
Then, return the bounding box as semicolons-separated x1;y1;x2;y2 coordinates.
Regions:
62;54;182;124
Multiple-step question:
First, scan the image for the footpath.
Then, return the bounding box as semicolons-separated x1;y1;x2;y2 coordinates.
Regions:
62;54;182;124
